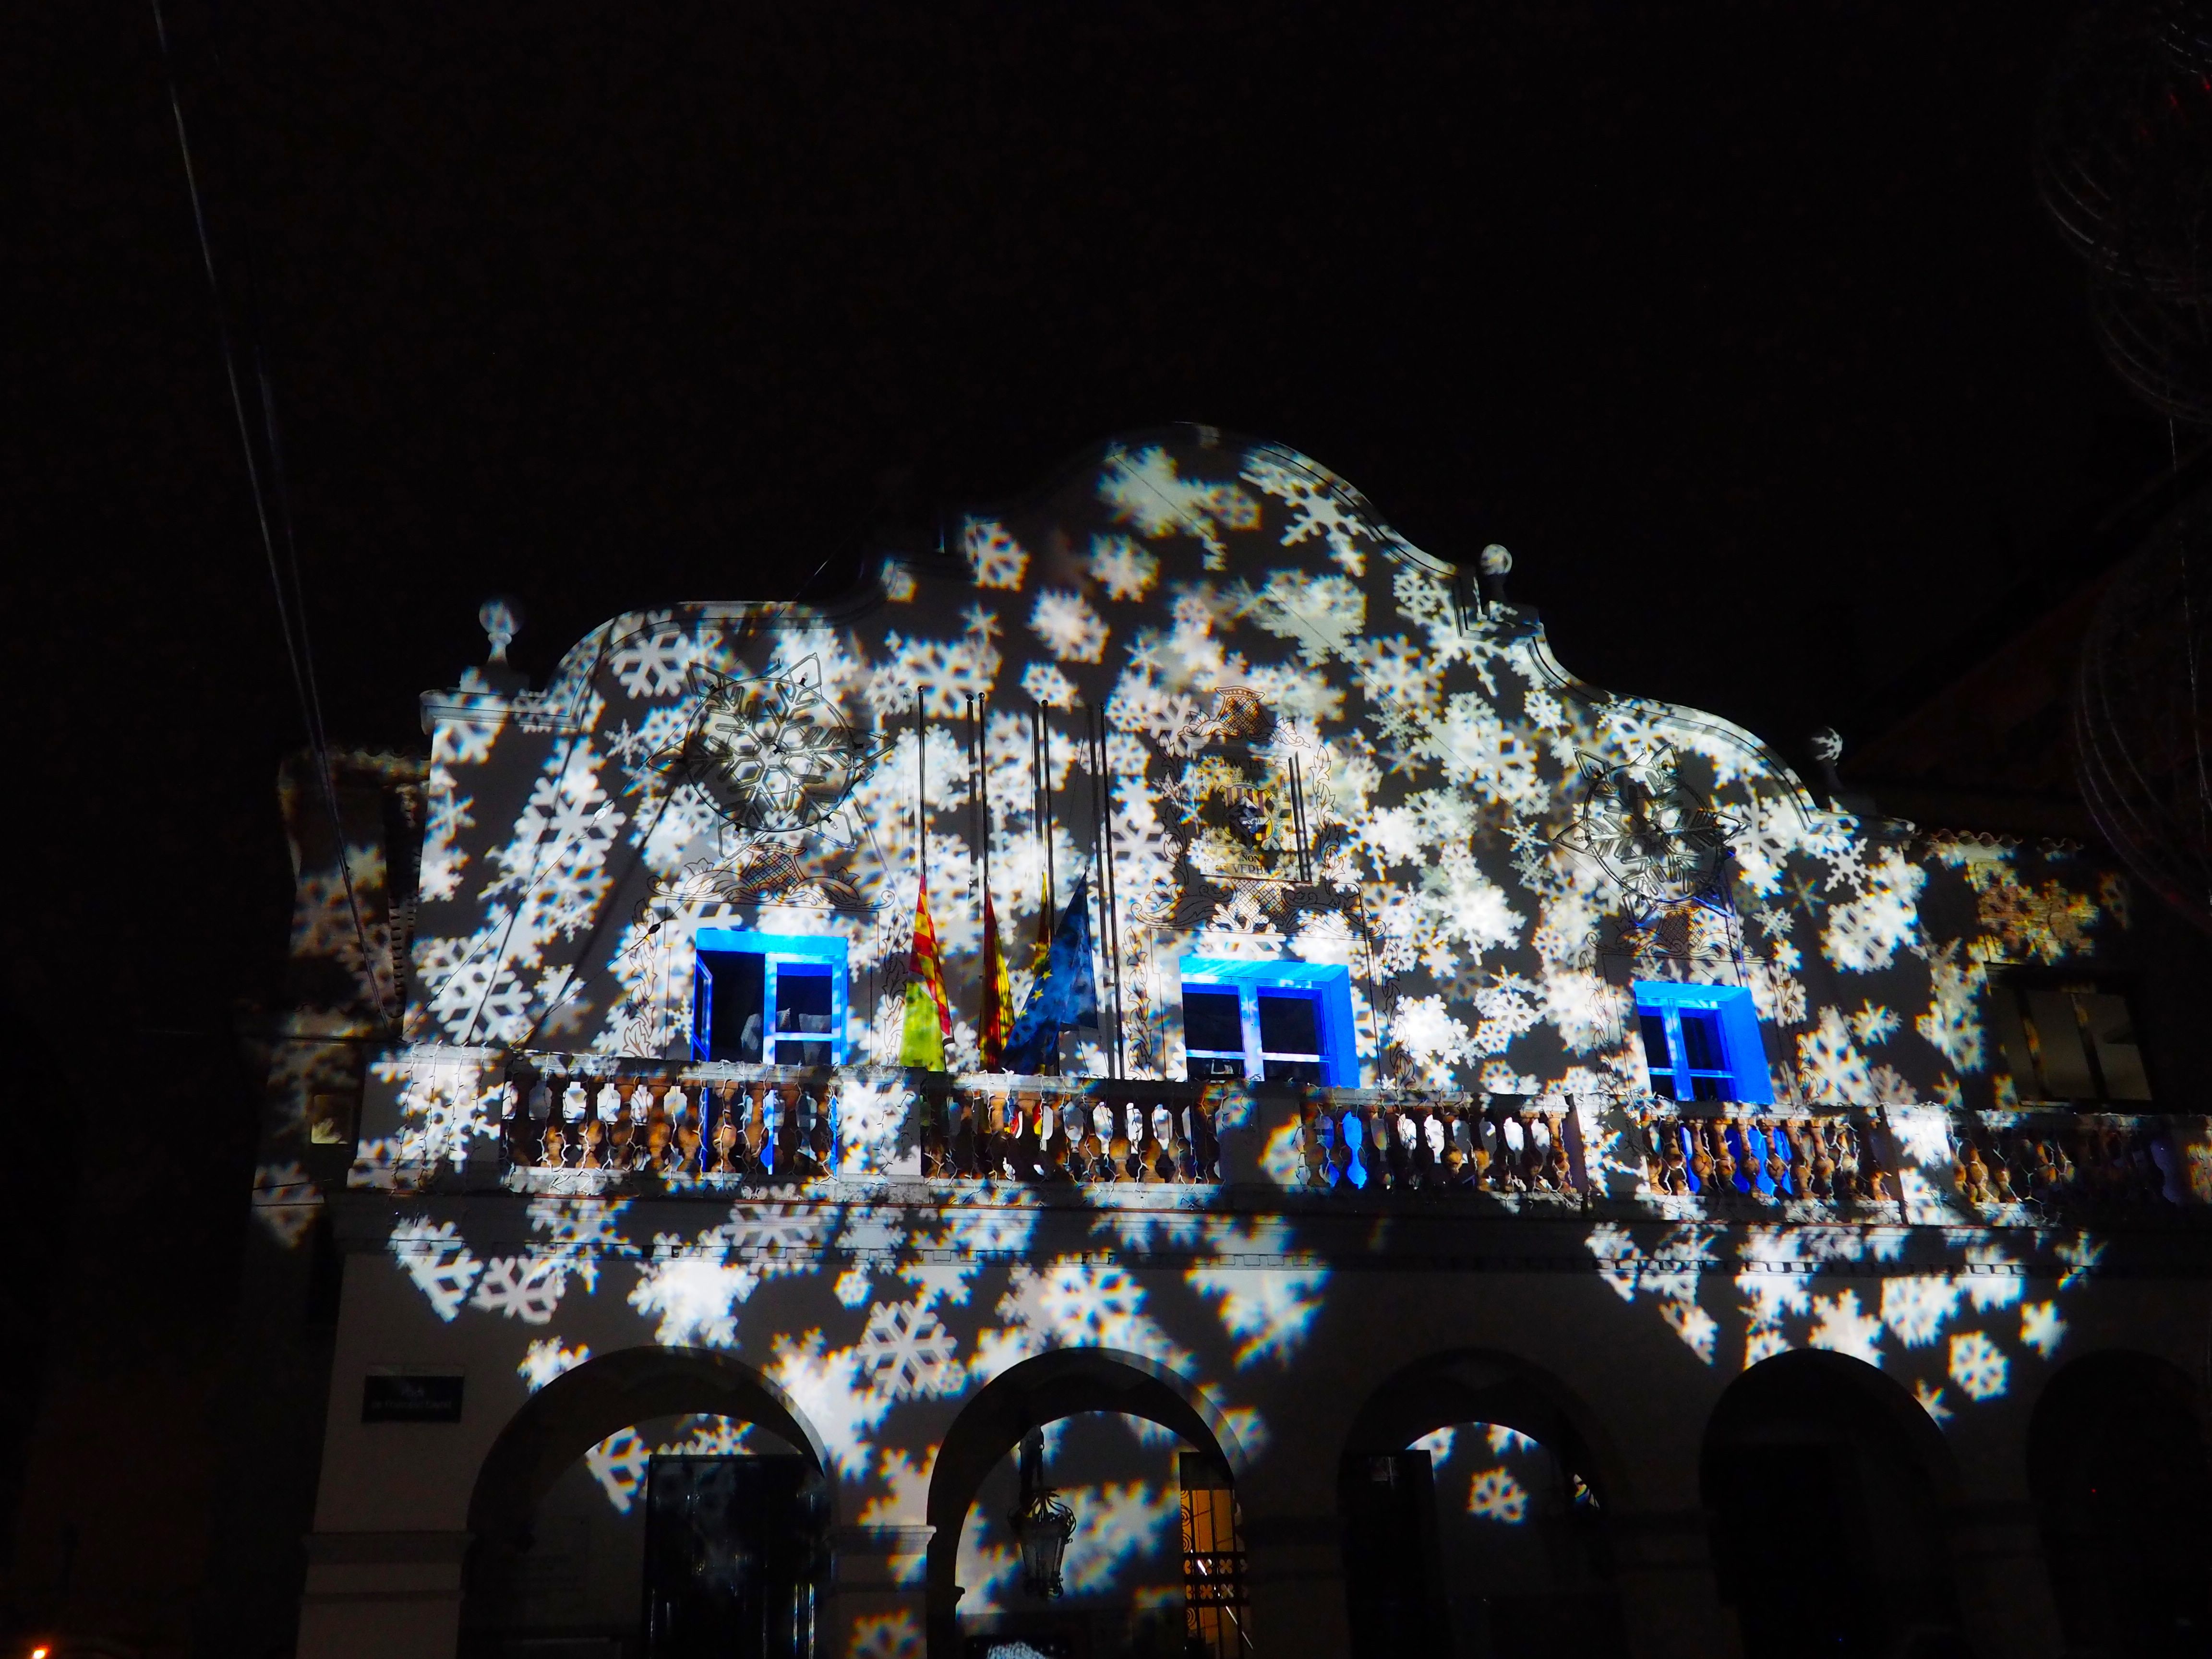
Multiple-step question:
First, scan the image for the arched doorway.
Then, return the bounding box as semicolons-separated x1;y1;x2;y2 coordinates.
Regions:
1703;1348;1964;1658
2029;1350;2212;1656
462;1346;832;1659
924;1349;1250;1659
1336;1350;1621;1659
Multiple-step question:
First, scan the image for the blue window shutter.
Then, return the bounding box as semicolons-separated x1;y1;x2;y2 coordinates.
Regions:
1716;992;1773;1104
692;956;714;1061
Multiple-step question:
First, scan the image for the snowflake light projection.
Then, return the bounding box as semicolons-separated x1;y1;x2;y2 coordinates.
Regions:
337;427;2158;1650
660;658;887;836
1553;746;1738;915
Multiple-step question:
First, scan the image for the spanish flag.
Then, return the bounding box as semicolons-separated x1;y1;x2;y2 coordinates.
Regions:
899;880;953;1070
978;890;1014;1069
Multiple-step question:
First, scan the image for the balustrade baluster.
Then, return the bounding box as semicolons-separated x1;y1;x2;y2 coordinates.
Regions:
1712;1122;1739;1197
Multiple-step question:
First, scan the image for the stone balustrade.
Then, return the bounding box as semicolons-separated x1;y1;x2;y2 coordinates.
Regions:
352;1051;2212;1221
914;1075;1235;1184
1286;1094;1584;1198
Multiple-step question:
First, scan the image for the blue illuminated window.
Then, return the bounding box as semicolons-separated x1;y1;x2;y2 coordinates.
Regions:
1633;980;1770;1104
1179;958;1357;1086
694;929;849;1067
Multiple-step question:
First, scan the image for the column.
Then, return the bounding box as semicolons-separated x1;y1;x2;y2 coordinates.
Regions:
1608;1508;1742;1659
297;1530;469;1659
1947;1500;2065;1659
829;1524;934;1654
1240;1512;1350;1659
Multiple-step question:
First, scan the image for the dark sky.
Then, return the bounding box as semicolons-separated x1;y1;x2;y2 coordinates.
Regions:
9;0;2167;1039
6;7;2188;1636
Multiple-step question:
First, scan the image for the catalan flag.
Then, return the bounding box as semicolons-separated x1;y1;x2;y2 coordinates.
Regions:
899;880;953;1070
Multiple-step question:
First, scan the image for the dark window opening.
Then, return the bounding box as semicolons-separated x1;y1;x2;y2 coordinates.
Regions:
702;950;768;1064
1993;976;2152;1105
1184;991;1244;1054
774;967;833;1069
1181;984;1332;1083
1257;993;1319;1055
1183;989;1247;1080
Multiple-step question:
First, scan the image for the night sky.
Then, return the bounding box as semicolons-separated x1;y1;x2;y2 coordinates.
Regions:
14;0;2164;1041
0;0;2178;1636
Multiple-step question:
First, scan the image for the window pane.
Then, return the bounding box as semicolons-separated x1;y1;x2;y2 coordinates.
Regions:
777;971;832;1033
1679;1009;1724;1072
1189;1054;1246;1081
1639;1013;1674;1078
1689;1072;1726;1103
2080;992;2153;1101
1262;1058;1325;1085
1183;990;1244;1055
1257;992;1320;1056
2026;990;2096;1099
1991;990;2041;1101
775;1038;831;1068
705;951;766;1064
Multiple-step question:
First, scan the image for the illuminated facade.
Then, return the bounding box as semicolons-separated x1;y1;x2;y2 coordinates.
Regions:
263;428;2212;1659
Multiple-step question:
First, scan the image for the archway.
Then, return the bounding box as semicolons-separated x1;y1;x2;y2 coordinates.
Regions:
461;1346;832;1658
924;1348;1249;1659
1337;1350;1623;1659
1703;1348;1965;1659
2028;1349;2212;1655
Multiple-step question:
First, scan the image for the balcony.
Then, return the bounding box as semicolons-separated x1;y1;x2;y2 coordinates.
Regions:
349;1051;2212;1226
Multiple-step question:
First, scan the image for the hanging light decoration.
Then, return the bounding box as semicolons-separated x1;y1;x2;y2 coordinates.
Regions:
2040;0;2212;422
1007;1428;1077;1598
2076;494;2212;934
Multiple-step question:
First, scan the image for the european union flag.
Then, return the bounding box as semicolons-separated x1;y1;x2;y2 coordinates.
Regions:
1001;871;1099;1075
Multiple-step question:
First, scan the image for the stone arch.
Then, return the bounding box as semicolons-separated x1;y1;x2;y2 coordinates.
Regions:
1703;1347;1966;1658
923;1347;1245;1659
1337;1349;1624;1659
2027;1347;2212;1652
1339;1346;1625;1501
466;1344;831;1553
458;1343;833;1652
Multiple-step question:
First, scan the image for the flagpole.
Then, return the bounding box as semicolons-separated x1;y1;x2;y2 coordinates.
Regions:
1038;702;1055;920
1091;709;1126;1081
1034;701;1057;1074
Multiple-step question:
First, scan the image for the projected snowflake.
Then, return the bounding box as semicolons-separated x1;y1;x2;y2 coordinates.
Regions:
1553;746;1737;912
662;658;884;834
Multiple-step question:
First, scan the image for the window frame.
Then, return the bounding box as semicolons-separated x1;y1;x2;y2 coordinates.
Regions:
1632;980;1770;1104
1989;971;2152;1106
1178;957;1358;1085
694;927;850;1067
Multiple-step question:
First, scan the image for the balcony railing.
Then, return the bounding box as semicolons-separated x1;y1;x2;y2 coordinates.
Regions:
497;1063;843;1185
355;1051;2211;1222
1288;1094;1584;1198
914;1076;1234;1184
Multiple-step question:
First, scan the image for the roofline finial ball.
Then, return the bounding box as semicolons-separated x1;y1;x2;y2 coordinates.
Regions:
1809;727;1850;807
1479;543;1512;606
479;599;521;667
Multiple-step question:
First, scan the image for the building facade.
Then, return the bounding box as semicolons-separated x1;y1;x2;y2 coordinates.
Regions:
261;427;2212;1659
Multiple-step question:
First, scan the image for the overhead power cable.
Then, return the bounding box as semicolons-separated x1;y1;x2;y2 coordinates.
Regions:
150;0;394;1023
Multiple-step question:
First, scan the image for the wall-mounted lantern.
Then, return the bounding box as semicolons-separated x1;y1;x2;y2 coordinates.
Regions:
1008;1427;1077;1598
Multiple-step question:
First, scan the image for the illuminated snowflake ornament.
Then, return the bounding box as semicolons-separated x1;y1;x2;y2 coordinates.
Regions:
854;1298;962;1398
661;658;888;838
1553;746;1738;914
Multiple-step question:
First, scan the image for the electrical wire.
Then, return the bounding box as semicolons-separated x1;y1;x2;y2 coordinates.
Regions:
150;0;394;1022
